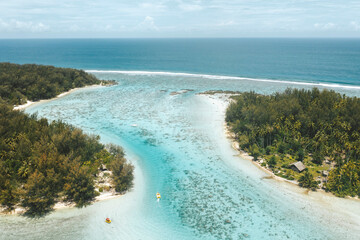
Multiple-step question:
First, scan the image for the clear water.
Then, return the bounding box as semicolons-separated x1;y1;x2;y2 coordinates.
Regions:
1;39;360;239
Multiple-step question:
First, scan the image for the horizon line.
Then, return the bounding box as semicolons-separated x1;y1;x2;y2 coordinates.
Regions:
1;37;360;40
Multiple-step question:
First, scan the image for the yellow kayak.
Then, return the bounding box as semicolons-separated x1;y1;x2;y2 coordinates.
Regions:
105;218;111;224
156;192;161;199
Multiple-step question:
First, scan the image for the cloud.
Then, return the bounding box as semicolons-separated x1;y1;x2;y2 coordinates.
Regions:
0;18;49;32
0;1;360;37
68;23;116;33
178;4;203;11
139;3;166;12
350;21;360;31
137;16;159;31
69;24;81;32
216;20;236;27
0;19;9;28
104;24;112;31
314;22;336;30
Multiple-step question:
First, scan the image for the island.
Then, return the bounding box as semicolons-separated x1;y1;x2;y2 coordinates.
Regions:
0;63;133;216
226;88;360;197
0;62;115;105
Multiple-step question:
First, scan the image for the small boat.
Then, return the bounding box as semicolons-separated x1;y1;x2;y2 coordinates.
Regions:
105;218;111;224
156;192;161;200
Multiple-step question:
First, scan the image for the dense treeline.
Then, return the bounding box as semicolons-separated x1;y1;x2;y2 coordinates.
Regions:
0;104;133;216
0;62;101;105
226;88;360;197
0;63;132;216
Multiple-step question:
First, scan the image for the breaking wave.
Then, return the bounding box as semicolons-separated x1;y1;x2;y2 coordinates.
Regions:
86;70;360;90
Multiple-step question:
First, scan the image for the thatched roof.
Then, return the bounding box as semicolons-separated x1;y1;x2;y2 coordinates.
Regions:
290;161;306;172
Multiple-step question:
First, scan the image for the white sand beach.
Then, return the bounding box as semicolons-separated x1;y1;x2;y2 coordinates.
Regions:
13;84;103;111
199;93;360;233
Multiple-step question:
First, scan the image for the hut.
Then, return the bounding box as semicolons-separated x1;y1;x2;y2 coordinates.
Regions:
290;161;306;173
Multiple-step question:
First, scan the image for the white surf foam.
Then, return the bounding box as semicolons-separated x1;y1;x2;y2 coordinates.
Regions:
86;70;360;90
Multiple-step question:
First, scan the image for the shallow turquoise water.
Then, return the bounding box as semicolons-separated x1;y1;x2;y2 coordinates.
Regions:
1;72;359;239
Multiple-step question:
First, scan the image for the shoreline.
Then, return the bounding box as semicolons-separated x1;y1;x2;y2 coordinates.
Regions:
201;92;360;235
0;191;123;216
224;123;299;185
226;123;360;201
13;84;103;111
3;83;127;216
0;160;126;216
205;93;359;201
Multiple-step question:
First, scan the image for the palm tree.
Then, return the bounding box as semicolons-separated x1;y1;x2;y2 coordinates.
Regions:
298;170;318;191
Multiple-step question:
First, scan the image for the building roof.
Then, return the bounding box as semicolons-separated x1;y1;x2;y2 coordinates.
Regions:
290;161;306;172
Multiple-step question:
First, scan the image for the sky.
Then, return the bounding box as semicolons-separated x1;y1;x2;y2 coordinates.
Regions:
0;0;359;38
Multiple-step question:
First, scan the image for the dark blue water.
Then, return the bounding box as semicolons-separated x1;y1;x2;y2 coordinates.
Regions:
1;38;360;86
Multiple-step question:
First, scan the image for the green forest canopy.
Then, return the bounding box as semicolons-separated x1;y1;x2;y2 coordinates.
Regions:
226;88;360;197
0;63;133;216
0;62;102;105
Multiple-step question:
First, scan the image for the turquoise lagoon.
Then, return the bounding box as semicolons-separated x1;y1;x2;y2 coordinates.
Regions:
1;72;359;240
1;39;360;239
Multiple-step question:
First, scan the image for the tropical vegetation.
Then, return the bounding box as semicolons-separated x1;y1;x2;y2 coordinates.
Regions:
0;62;107;105
0;63;133;216
226;88;360;197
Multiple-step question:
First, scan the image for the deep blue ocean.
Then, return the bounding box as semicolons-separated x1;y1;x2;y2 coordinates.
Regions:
1;38;360;87
1;39;360;240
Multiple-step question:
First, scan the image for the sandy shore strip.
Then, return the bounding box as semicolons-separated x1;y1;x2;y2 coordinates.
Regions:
52;191;124;210
224;123;300;185
13;84;103;111
200;93;360;235
0;190;124;215
0;165;124;215
0;165;129;214
202;92;359;198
